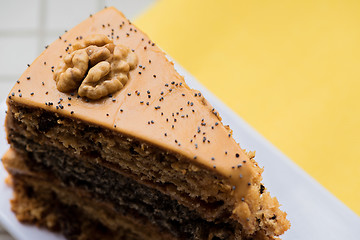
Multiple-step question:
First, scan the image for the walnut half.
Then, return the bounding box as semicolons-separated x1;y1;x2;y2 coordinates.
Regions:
53;34;138;100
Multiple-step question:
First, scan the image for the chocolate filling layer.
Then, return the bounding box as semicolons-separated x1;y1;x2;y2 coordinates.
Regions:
11;177;145;240
7;102;237;222
9;132;243;240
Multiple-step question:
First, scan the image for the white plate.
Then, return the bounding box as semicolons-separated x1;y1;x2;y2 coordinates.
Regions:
0;62;359;240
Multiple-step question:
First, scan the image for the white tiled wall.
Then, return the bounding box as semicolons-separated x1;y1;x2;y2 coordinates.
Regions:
0;1;156;239
0;0;41;31
45;0;99;30
0;37;38;76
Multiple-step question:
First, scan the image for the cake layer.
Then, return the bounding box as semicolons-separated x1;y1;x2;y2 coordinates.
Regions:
7;143;240;239
9;172;173;240
6;102;234;219
3;149;271;240
6;100;289;238
6;6;259;205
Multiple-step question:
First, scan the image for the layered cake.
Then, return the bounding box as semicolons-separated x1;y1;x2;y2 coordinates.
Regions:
2;7;290;240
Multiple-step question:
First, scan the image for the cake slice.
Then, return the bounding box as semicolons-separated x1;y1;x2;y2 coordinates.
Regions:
2;7;290;240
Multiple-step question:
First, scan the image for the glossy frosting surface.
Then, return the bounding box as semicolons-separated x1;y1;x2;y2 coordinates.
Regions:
7;8;259;204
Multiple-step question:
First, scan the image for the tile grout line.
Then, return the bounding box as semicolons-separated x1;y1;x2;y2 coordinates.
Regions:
37;0;47;55
0;30;40;36
96;0;105;12
0;75;20;80
0;30;73;37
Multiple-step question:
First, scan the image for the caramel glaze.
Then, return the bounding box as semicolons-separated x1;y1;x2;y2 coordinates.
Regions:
6;7;285;234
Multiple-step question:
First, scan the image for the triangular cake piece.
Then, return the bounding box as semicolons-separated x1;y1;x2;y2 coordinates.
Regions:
3;7;290;240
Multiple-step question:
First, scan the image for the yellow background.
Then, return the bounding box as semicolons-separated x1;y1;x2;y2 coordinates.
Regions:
135;0;360;215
